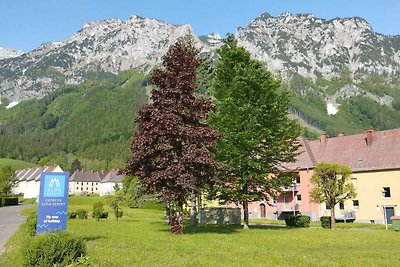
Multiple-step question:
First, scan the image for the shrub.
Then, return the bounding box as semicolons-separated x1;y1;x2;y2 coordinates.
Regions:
69;212;77;219
23;232;86;267
320;216;331;229
92;202;105;221
2;197;18;206
100;211;109;219
26;212;38;236
76;209;88;219
67;256;91;267
285;215;311;228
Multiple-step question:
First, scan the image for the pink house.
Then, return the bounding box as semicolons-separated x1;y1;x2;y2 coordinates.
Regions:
246;137;321;221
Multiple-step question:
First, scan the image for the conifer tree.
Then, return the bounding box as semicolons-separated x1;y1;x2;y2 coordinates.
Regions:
209;35;301;228
122;41;218;233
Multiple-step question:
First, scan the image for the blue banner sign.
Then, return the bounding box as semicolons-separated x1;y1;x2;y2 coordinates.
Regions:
36;172;69;234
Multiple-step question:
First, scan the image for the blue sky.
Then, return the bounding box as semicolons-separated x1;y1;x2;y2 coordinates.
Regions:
1;0;399;52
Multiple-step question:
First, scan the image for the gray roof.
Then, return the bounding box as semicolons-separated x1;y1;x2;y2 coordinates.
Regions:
69;170;102;182
101;170;123;183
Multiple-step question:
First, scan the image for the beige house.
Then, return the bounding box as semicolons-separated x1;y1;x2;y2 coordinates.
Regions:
68;170;105;195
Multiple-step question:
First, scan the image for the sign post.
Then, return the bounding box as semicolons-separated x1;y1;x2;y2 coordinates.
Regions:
36;172;69;234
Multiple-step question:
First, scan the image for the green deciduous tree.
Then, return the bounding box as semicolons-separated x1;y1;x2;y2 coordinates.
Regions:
0;165;15;195
121;40;219;234
209;35;301;228
310;162;356;230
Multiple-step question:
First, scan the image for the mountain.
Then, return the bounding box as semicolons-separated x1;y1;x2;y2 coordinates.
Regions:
236;12;400;80
0;47;23;59
0;70;149;170
0;16;213;101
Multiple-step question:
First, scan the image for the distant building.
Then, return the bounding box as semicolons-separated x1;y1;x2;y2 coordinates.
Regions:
13;165;63;199
68;170;103;195
99;170;124;196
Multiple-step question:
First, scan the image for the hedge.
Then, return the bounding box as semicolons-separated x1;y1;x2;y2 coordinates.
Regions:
1;197;19;206
285;215;311;228
320;216;331;229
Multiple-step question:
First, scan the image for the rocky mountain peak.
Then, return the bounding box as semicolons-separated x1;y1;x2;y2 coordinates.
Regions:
0;47;24;60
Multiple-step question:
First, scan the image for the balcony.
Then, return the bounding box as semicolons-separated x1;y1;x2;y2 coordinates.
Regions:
282;184;298;192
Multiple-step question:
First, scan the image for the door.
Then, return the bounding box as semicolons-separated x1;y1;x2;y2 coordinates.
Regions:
385;207;394;224
260;204;266;218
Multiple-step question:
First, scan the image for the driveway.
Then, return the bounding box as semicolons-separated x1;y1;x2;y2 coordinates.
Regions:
0;204;33;254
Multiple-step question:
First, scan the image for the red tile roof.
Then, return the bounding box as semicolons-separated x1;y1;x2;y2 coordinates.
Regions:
287;128;400;172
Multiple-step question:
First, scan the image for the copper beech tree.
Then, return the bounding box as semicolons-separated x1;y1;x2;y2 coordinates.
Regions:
121;41;218;234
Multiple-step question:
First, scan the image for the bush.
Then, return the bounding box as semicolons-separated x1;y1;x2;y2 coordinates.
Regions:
100;211;109;219
26;212;38;236
92;202;105;221
285;215;311;228
69;212;77;219
2;197;18;206
23;232;86;267
67;256;91;267
76;209;88;219
320;216;331;229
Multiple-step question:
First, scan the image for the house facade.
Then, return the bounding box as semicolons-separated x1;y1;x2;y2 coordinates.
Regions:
245;128;400;224
13;165;63;199
68;170;104;195
99;170;124;196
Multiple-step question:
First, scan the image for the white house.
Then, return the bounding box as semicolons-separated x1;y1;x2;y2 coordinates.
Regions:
68;170;104;195
99;170;124;196
13;165;63;199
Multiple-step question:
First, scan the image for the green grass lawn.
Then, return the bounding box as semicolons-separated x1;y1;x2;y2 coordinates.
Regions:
0;158;37;169
1;197;399;266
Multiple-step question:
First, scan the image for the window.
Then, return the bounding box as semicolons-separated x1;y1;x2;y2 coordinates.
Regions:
81;187;83;191
296;176;301;184
76;187;78;190
92;182;94;186
96;182;98;185
296;194;302;204
91;188;94;192
325;203;331;210
95;188;98;191
339;202;344;210
284;195;289;203
383;187;391;198
272;197;277;204
353;200;359;210
86;182;89;185
81;182;83;186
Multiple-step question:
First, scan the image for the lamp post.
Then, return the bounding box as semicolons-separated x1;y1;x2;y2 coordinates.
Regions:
292;180;296;216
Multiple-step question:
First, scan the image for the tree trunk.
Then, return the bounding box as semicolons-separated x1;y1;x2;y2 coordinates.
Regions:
190;191;197;226
116;207;119;221
165;202;171;225
177;201;184;234
330;204;336;230
243;200;249;229
197;193;202;225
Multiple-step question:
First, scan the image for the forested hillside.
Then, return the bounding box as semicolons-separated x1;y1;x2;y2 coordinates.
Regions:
0;70;149;170
1;65;400;170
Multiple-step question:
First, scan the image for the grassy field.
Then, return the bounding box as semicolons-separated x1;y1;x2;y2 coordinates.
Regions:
1;197;399;266
0;158;37;169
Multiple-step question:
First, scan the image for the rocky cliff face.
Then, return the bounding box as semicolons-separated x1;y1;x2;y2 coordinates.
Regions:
0;47;23;60
0;16;212;101
236;12;400;80
2;13;400;102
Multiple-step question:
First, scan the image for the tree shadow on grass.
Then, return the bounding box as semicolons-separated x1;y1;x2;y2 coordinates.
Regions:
183;224;243;235
80;235;107;242
249;224;293;231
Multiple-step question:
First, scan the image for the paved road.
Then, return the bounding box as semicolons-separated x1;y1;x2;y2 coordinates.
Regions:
0;204;33;254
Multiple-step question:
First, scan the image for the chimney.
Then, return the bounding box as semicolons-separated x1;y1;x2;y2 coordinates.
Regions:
320;133;327;145
365;129;374;145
